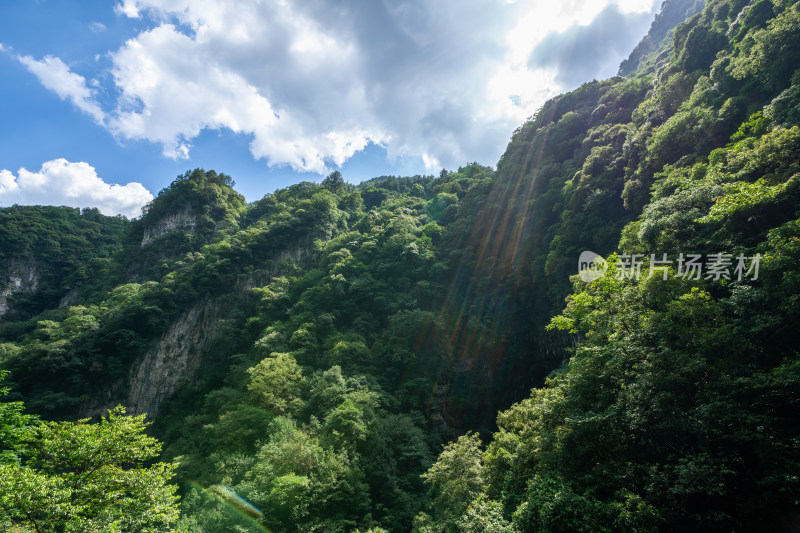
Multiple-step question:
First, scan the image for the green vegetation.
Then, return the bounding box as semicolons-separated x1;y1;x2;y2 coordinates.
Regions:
0;206;128;320
0;372;181;532
2;0;800;530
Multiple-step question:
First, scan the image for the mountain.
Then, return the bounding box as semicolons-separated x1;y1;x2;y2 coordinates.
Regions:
0;206;128;321
618;0;706;76
3;0;800;531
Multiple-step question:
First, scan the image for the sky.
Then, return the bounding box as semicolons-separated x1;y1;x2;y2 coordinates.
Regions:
0;0;661;218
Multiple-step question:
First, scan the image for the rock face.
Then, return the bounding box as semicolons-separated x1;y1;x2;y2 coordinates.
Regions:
58;290;78;308
124;301;221;416
141;209;197;246
239;240;317;290
0;260;40;318
82;301;222;418
80;240;317;419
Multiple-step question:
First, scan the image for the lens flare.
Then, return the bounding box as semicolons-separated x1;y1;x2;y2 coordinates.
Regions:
186;481;271;532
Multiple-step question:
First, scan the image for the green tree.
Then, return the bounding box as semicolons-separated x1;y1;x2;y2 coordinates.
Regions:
246;353;305;417
321;388;379;450
420;432;485;531
0;405;180;533
457;497;517;533
0;370;35;465
322;171;345;193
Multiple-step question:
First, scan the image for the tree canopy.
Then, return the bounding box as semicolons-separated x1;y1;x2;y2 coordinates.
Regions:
2;0;800;530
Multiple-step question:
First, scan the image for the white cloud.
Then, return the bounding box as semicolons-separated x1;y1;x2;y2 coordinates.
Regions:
526;4;655;88
496;0;659;120
114;1;140;18
24;0;661;175
102;0;537;171
0;159;153;218
18;55;105;124
90;21;108;33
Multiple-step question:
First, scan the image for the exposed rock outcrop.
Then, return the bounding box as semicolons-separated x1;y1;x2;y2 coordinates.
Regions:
238;240;318;291
141;209;197;246
82;239;320;418
0;259;40;318
125;301;221;416
82;301;222;418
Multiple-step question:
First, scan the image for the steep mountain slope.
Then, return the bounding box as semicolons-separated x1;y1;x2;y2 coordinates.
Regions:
422;0;800;531
0;206;128;321
2;0;800;530
1;166;497;528
619;0;706;75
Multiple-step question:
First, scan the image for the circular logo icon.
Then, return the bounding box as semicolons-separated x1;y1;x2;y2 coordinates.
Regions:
578;251;607;282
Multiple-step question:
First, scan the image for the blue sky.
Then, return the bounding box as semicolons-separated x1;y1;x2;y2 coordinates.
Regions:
0;0;659;217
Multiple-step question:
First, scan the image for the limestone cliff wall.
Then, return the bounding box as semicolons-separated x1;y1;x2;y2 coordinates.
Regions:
238;240;317;290
0;259;40;318
141;209;197;246
83;239;317;418
83;300;222;418
124;301;221;416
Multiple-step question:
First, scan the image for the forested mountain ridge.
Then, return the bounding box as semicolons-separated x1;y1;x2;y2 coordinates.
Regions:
0;206;128;321
619;0;706;76
2;0;800;530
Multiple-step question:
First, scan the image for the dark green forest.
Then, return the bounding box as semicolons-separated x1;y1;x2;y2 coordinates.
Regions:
2;0;800;530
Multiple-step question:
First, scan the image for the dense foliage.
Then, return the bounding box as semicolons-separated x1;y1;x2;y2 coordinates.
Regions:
0;206;128;320
0;371;181;532
419;0;800;531
2;0;800;530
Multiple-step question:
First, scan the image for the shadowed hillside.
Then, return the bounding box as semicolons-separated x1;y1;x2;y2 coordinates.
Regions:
3;0;800;530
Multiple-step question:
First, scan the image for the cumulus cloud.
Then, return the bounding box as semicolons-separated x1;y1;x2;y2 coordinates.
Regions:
19;0;660;175
105;0;509;171
527;3;655;88
0;159;153;218
17;55;105;124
